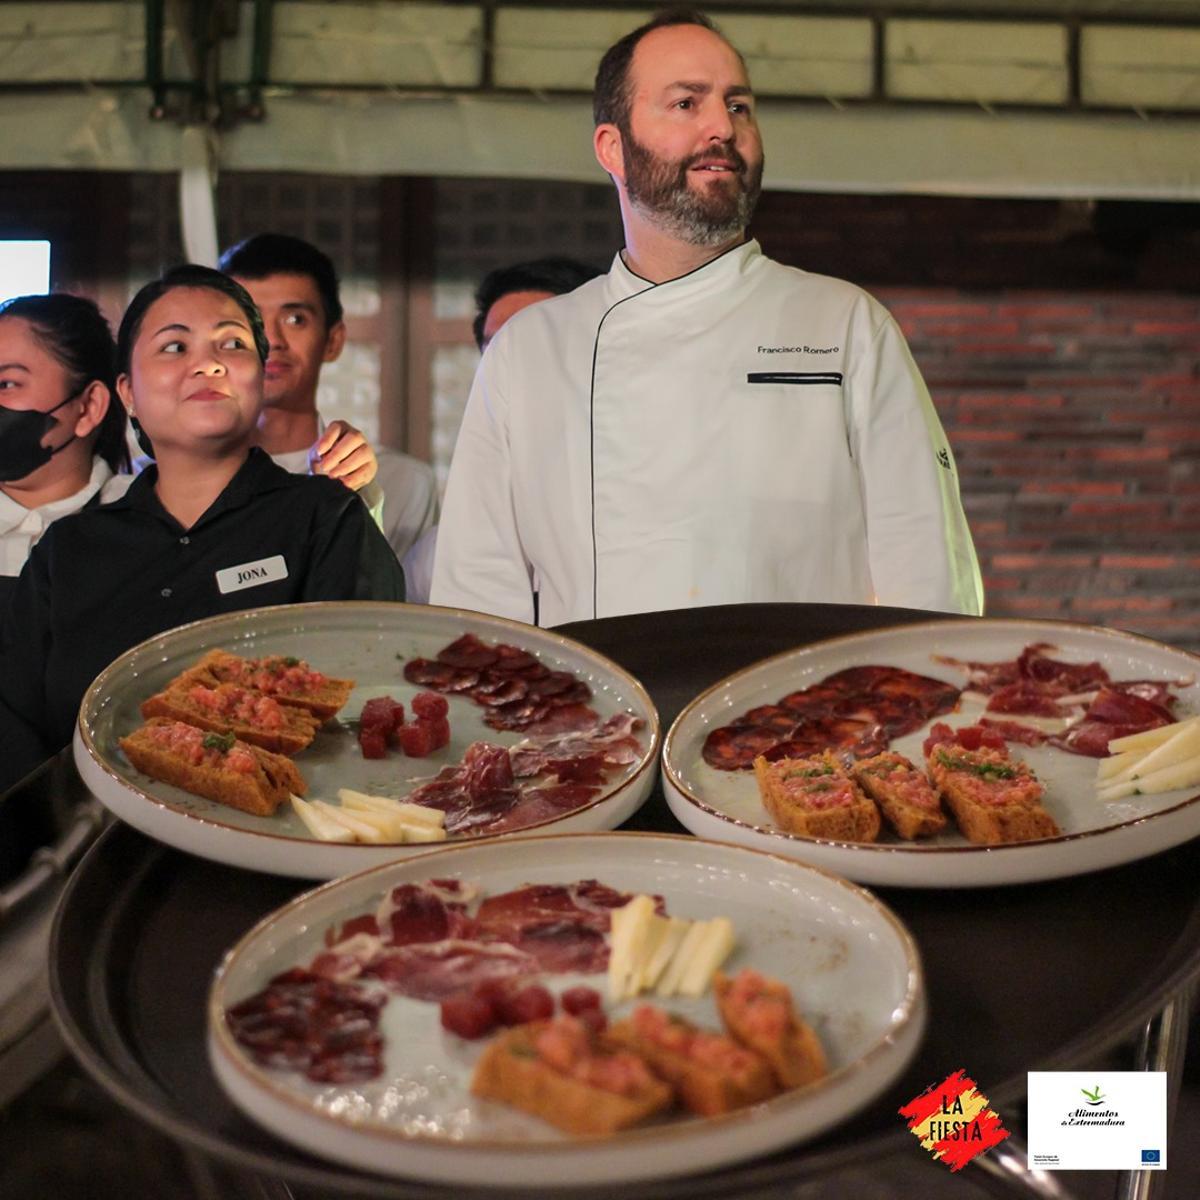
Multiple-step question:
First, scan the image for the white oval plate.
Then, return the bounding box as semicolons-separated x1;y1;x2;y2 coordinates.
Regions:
208;832;924;1187
663;619;1200;888
74;602;658;879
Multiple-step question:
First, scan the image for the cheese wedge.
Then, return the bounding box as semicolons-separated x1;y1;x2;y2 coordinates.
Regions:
677;918;736;998
656;921;711;997
291;794;354;842
636;916;690;992
337;787;445;827
312;800;389;843
1107;715;1199;756
608;895;658;1001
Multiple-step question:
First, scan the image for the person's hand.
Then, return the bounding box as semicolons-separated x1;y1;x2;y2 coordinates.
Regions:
308;420;377;492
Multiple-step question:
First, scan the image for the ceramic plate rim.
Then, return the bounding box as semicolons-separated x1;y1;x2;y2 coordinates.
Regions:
207;831;924;1154
662;616;1200;857
75;600;660;848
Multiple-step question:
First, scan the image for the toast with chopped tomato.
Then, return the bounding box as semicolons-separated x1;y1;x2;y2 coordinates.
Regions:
140;680;320;755
608;1004;776;1116
470;1016;671;1135
179;649;353;721
850;751;948;838
119;718;305;817
926;744;1059;844
753;751;881;843
714;968;827;1090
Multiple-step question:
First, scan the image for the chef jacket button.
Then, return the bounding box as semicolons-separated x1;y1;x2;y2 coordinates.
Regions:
179;536;190;545
161;587;172;598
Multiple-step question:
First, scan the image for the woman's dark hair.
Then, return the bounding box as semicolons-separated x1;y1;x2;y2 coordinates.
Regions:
0;292;129;472
593;8;723;129
219;233;344;330
116;264;270;377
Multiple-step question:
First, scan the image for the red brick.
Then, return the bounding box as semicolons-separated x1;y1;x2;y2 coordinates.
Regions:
1140;373;1200;392
958;393;1065;410
1021;481;1126;497
1147;425;1200;443
1064;503;1169;520
1098;554;1179;569
953;429;1021;443
988;595;1066;615
995;302;1095;320
1093;446;1171;464
887;302;993;319
990;553;1041;570
982;576;1022;592
1132;321;1200;337
1070;596;1174;614
953;343;1057;357
917;320;1022;338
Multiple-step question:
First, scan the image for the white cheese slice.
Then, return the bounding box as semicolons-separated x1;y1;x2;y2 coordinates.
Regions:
337;788;445;827
1108;716;1199;756
656;920;710;997
608;895;657;1001
677;918;736;998
638;916;690;992
312;799;388;843
291;794;354;842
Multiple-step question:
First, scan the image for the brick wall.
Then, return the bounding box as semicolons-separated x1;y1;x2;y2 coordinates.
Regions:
752;193;1200;653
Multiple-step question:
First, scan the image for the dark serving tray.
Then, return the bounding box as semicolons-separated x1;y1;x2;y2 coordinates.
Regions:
48;604;1200;1197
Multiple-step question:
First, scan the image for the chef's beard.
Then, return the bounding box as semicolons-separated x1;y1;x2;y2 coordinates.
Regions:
621;128;763;246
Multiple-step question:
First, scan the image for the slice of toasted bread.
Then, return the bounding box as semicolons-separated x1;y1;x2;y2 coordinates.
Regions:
850;751;947;839
713;969;827;1090
470;1018;672;1135
926;745;1059;844
140;681;320;755
119;718;305;817
181;649;353;721
608;1005;776;1116
753;751;881;843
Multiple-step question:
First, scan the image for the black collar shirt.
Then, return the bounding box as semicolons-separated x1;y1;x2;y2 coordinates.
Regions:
0;448;405;791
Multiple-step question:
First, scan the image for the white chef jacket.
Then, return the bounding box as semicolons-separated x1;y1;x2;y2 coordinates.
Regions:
269;441;438;562
431;240;983;626
0;459;132;581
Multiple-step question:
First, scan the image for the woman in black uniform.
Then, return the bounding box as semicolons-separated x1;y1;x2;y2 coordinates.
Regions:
0;265;405;793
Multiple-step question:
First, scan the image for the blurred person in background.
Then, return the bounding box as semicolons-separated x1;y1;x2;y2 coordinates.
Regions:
220;233;438;561
0;294;131;607
404;256;602;604
0;265;404;794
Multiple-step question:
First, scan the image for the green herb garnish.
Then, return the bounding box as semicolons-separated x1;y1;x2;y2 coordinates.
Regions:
202;731;236;753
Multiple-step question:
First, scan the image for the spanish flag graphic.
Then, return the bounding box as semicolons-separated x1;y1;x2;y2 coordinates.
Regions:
898;1068;1011;1171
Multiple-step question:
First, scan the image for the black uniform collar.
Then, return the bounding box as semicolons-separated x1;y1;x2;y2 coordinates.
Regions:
110;447;292;532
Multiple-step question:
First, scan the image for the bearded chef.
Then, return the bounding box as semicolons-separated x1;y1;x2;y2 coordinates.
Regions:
431;9;984;625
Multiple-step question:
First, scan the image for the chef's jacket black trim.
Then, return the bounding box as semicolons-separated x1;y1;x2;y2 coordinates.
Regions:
747;372;844;385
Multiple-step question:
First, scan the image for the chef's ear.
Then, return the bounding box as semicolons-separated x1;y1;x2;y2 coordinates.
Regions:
594;123;626;185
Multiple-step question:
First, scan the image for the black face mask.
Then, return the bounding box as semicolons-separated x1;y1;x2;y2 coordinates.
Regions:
0;392;81;483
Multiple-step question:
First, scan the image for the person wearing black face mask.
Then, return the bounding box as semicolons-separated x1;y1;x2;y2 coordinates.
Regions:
0;294;131;606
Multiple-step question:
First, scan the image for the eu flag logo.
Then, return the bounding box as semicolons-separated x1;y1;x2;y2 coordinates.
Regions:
1141;1150;1161;1164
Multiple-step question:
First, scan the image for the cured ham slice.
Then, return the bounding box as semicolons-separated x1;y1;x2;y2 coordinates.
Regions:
362;941;539;1002
476;881;654;973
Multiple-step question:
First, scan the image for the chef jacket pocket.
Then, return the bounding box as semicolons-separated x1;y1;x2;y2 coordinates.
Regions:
746;372;843;386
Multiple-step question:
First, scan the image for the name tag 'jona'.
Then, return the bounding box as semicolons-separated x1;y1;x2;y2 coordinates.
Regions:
216;554;288;595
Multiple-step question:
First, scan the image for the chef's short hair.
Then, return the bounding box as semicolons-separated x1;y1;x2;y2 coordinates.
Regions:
219;233;344;330
473;257;603;350
593;8;740;130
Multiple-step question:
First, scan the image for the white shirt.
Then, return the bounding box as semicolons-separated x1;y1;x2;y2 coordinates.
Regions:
432;240;983;626
267;443;438;562
0;459;132;579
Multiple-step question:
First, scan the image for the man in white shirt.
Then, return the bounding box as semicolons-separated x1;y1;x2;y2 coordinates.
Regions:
220;234;438;560
431;10;983;626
